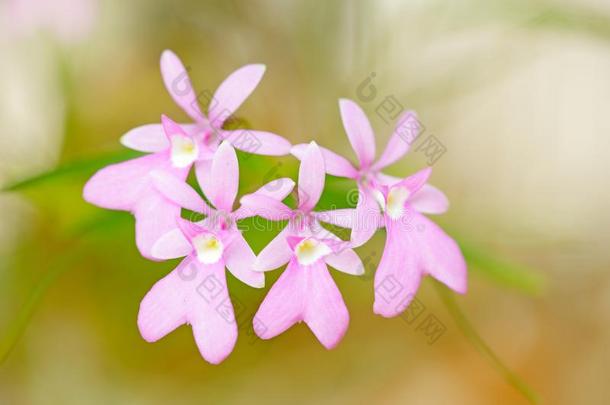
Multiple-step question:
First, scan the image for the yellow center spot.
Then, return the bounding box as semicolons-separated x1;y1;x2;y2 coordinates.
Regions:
295;238;331;265
170;135;198;168
193;234;224;264
386;186;410;219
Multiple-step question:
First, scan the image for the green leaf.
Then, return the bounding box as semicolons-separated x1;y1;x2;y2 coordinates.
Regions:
2;150;141;192
435;283;540;404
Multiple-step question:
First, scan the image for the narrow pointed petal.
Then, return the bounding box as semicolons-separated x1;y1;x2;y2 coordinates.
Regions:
138;258;237;364
297;142;325;212
208;64;266;128
373;220;422;318
208;141;239;211
151;170;212;214
409;184;449;215
222;129;291;156
195;159;214;200
375;172;401;186
239;194;293;221
393;167;432;196
303;261;349;349
224;231;265;288
120;124;169;153
339;98;376;167
233;177;295;219
373;111;420;170
253;226;292;272
254;259;306;340
291;143;358;179
324;247;364;275
160;50;206;122
250;177;295;201
350;187;383;247
151;228;192;260
313;209;356;229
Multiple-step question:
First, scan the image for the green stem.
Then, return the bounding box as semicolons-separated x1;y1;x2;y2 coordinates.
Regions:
435;282;539;404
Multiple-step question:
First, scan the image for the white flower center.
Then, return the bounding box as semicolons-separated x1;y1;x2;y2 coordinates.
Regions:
385;186;410;219
294;238;331;266
192;234;224;264
170;135;198;168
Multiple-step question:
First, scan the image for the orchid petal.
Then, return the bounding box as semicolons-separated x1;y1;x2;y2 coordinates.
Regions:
303;260;349;349
373;111;420;170
373;213;467;317
254;259;349;349
373;219;422;318
160;50;206;122
313;209;356;229
83;152;188;259
409;212;467;293
138;257;237;364
195;159;214;200
133;192;185;260
233;177;295;219
151;228;192;260
291;143;358;179
208;141;239;211
150;170;212;214
222;129;291;156
224;231;265;288
208;64;266;128
392;166;432;196
253;226;292;272
410;184;449;215
375;172;401;186
254;259;306;339
339;98;376;167
350;187;383;247
83;153;169;210
297;142;325;212
324;247;364;276
239;194;293;221
120;124;169;153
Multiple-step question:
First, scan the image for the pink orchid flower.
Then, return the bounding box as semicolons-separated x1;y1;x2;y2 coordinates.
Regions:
292;99;466;317
121;49;292;198
138;141;295;364
372;167;466;317
83;115;195;260
292;98;449;246
240;142;363;349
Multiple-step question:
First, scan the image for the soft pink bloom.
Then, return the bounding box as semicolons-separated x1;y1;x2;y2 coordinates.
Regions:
372;167;467;317
138;141;294;364
241;142;363;349
83;115;194;260
121;50;292;198
292;99;466;317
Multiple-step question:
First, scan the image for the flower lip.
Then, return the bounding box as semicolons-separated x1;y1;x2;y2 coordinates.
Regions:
170;134;199;168
385;186;410;219
293;237;332;266
192;232;224;264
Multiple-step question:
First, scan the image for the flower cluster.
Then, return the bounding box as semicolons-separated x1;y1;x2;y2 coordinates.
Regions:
83;50;467;364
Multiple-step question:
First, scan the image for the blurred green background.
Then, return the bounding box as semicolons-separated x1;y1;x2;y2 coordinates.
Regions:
1;0;609;404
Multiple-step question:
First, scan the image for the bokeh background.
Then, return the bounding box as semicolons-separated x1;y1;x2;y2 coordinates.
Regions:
1;0;609;404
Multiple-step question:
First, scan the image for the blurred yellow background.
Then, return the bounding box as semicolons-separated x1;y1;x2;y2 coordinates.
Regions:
1;0;609;404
